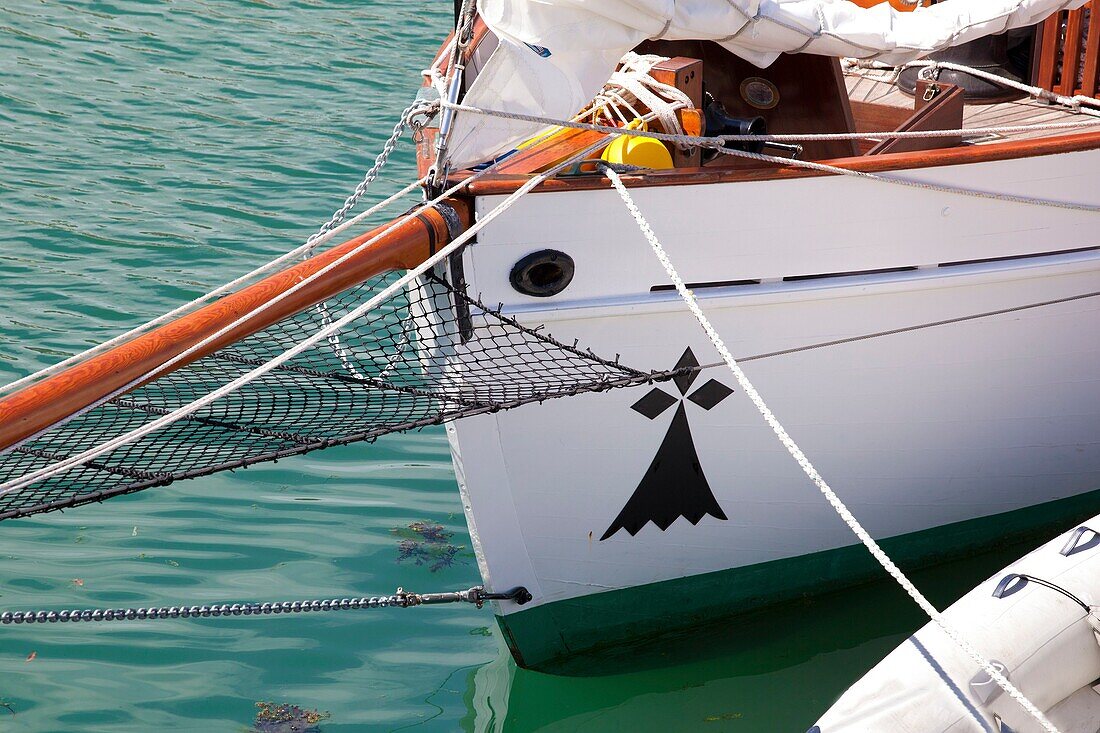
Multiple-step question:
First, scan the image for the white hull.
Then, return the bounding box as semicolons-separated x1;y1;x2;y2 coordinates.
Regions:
444;149;1100;661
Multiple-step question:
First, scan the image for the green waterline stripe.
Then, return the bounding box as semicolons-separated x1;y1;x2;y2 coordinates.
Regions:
498;487;1100;670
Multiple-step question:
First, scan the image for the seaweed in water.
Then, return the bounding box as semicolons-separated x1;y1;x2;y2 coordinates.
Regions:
392;522;464;572
407;521;453;543
252;702;330;733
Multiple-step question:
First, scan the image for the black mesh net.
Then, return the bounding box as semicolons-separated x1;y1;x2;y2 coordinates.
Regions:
0;270;670;521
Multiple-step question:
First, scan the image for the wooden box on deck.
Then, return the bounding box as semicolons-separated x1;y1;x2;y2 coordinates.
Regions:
638;40;859;163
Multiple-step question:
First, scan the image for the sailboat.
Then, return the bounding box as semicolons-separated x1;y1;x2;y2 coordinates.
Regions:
1;0;1098;681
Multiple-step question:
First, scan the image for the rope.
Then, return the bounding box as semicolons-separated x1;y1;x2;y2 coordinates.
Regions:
443;100;1100;213
895;60;1100;115
446;99;1100;143
0;99;438;398
708;145;1100;213
711;287;1100;369
0;156;490;461
0;177;425;398
582;53;693;141
0;137;613;497
600;162;1062;733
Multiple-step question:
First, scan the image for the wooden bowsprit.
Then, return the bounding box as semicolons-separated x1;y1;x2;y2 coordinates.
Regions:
0;200;471;454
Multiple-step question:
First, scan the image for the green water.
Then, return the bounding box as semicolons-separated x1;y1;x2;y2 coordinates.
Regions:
0;3;1075;731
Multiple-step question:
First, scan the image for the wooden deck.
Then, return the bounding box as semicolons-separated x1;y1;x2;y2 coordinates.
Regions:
844;67;1099;144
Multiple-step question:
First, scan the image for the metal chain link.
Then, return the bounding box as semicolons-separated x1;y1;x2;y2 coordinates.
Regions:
305;99;437;253
0;586;531;625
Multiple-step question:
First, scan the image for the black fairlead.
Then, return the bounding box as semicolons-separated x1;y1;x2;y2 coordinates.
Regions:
509;249;575;297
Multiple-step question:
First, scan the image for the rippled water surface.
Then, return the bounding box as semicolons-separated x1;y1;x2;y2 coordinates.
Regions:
0;3;1073;731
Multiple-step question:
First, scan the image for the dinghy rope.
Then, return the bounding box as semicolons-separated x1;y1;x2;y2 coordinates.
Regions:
599;161;1063;733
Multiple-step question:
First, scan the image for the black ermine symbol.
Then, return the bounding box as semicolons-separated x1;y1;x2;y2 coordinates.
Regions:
601;347;733;541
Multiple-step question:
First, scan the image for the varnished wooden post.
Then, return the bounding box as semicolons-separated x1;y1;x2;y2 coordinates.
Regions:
1081;0;1100;97
650;57;704;168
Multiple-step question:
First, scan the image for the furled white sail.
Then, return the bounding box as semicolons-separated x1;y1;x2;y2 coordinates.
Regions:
447;0;1085;167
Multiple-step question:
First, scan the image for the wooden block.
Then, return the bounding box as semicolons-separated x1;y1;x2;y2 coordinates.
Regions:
850;100;915;134
639;41;859;163
866;81;964;156
650;57;704;168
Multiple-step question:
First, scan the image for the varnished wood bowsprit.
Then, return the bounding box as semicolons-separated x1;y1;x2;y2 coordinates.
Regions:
0;200;471;453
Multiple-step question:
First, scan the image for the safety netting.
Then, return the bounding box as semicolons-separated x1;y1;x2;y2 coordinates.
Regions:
0;272;666;521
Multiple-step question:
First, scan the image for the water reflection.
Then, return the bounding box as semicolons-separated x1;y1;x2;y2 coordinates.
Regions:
463;537;1045;732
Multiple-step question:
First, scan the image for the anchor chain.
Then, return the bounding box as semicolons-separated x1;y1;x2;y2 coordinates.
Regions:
0;585;531;625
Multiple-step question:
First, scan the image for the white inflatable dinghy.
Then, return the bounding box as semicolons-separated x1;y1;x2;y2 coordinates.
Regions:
812;516;1100;733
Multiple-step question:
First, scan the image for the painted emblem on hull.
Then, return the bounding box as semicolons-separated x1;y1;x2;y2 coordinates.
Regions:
600;347;733;540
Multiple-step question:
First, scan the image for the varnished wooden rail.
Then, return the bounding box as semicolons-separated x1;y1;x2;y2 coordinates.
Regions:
0;200;470;453
1036;1;1100;97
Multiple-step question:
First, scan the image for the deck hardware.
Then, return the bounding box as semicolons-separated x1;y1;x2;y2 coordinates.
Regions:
510;250;575;297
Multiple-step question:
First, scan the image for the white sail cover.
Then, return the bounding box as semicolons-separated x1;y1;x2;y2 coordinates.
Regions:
448;0;1086;167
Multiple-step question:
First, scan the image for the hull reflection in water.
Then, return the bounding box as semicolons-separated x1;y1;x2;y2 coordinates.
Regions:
458;536;1067;731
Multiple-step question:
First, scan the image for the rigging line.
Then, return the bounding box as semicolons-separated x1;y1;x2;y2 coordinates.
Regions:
0;161;492;463
895;59;1100;114
600;162;1062;733
708;145;1100;213
684;288;1100;373
0;176;426;398
0;95;435;398
443;99;1100;213
441;99;1100;143
0;137;614;498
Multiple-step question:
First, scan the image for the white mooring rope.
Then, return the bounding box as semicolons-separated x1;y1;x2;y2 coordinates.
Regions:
600;163;1062;733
